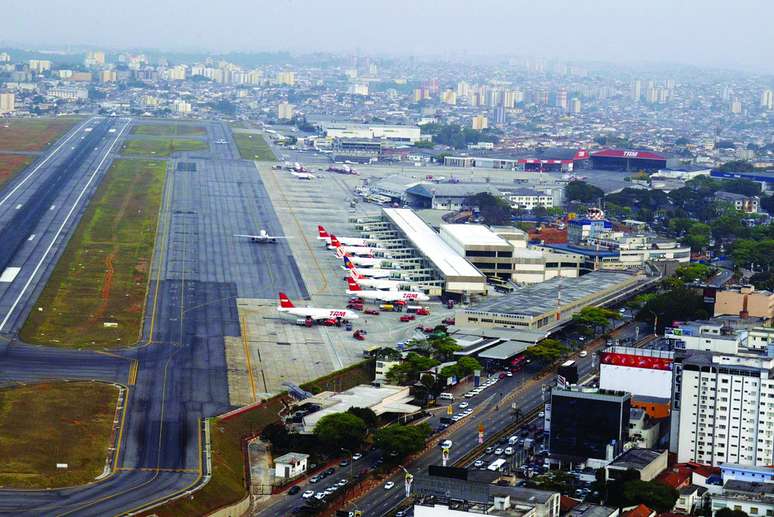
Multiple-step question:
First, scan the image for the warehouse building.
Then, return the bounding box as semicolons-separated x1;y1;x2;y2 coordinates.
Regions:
590;149;679;172
321;122;421;143
405;183;502;210
457;270;646;332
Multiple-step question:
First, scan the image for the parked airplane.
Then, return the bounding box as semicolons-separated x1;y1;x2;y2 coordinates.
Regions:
346;278;429;302
349;268;405;290
291;171;315;180
234;229;291;243
342;257;393;278
317;225;374;247
338;252;385;267
277;293;359;321
329;236;381;257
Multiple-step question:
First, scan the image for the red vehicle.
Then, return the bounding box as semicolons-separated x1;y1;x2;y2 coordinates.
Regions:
400;314;415;322
323;318;337;326
364;308;380;315
353;329;366;340
347;302;364;311
349;297;364;304
416;308;430;316
423;326;434;333
442;317;456;325
510;354;528;372
393;300;406;306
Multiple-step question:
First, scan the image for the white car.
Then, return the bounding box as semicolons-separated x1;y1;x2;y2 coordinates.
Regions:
504;447;514;455
495;448;504;455
302;490;315;498
579;351;588;357
459;402;469;409
441;439;453;449
506;371;513;377
463;408;473;415
338;479;348;487
384;481;395;490
352;453;362;461
464;392;475;398
451;415;462;422
474;460;485;468
314;492;326;500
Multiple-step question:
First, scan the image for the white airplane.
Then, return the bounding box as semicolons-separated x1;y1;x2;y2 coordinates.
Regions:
349;268;406;290
346;278;429;302
329;236;382;257
277;292;359;321
338;253;385;267
317;225;374;247
234;229;291;243
291;171;315;180
215;139;228;144
342;257;393;278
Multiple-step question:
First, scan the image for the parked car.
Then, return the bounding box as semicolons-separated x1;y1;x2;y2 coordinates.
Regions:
384;481;395;490
352;453;363;461
495;448;504;455
324;467;335;476
364;308;379;315
579;350;588;357
416;308;430;316
474;460;485;468
288;485;301;495
309;475;321;484
340;459;350;467
459;402;469;409
302;489;314;498
399;314;415;322
443;317;456;325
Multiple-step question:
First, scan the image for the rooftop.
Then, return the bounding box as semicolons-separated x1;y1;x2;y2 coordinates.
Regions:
466;270;639;317
273;452;309;465
608;448;666;471
441;224;511;247
383;208;484;279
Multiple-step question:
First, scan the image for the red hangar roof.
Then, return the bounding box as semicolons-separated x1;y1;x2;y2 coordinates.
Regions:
591;149;667;160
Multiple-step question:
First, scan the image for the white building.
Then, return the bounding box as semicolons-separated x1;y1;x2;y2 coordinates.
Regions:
273;452;309;479
0;92;14;114
172;99;192;114
322;123;421;143
375;359;400;383
503;188;554;211
672;325;774;466
277;101;295;120
49;87;89;101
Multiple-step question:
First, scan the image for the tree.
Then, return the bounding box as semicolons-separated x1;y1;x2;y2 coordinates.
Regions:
619;480;678;513
347;407;378;429
572;307;620;336
675;263;713;283
467;192;512;225
428;334;462;361
566;181;604;203
440;356;482;381
720;178;761;197
636;287;708;333
385;353;439;385
373;423;431;459
717;160;753;172
313;412;367;451
524;339;568;364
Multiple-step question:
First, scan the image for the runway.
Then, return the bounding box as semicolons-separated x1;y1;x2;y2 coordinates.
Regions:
0;119;309;515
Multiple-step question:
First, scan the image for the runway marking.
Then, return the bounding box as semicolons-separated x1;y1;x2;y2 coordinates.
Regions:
0;267;21;283
0;117;97;210
49;204;55;210
128;360;138;386
240;315;258;402
14;203;21;209
27;234;35;241
116;467;198;473
145;162;174;343
0;118;130;332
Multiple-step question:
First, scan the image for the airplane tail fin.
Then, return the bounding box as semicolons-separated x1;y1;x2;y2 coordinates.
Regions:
317;225;329;239
330;235;341;248
347;277;362;291
278;292;295;309
343;256;355;269
349;267;364;280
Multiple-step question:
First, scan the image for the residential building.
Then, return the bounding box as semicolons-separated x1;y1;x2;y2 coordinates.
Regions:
172;99;192;114
277;101;294;120
0;92;15;114
276;71;295;86
28;59;51;74
504;188;554;210
715;191;760;213
714;286;774;321
547;387;631;463
273;452;309;478
627;408;662;449
48;87;89;101
710;480;774;516
749;327;774;351
374;359;400;383
472;115;488;130
762;89;774;111
731;99;743;114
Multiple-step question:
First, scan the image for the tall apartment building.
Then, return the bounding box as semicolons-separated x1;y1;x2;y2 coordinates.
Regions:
761;89;773;111
0;92;15;114
276;71;295;86
669;321;774;467
277;101;295;120
471;115;488;130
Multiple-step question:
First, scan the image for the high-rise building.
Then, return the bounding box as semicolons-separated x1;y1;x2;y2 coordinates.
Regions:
28;60;51;74
347;84;369;96
277;101;295;120
456;81;471;99
0;52;10;63
172;99;192;114
547;387;631;463
85;51;106;67
632;80;642;101
493;105;506;125
570;98;582;114
441;89;457;105
100;70;117;83
471;115;488;130
761;89;773;110
671;327;774;467
556;88;568;111
731;98;743;114
276;71;295;86
0;92;15;114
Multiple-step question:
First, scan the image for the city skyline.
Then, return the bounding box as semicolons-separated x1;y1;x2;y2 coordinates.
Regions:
3;0;774;74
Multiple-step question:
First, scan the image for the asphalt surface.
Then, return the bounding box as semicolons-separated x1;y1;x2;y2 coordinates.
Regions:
0;119;308;515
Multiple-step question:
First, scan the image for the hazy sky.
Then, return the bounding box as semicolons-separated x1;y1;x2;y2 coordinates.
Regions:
4;0;774;72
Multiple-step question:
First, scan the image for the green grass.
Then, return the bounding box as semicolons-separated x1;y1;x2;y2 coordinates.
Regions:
20;159;167;348
147;360;376;516
121;138;207;157
233;132;276;161
0;381;119;488
131;124;206;137
0;117;81;152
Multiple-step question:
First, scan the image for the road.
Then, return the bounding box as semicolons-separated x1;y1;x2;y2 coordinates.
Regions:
0;119;309;515
262;322;643;516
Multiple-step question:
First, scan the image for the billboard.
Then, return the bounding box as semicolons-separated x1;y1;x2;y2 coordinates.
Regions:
600;363;673;399
599;351;673;371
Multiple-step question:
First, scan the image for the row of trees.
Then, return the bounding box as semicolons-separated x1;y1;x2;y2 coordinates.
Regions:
419;122;500;149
